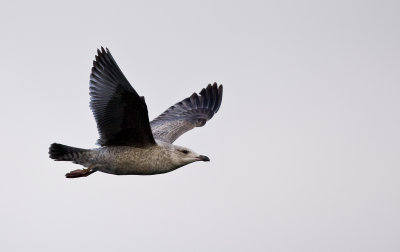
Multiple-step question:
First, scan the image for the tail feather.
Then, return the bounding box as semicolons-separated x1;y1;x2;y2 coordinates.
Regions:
49;143;88;162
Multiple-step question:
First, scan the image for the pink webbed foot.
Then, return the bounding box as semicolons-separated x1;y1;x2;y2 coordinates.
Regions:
65;168;96;178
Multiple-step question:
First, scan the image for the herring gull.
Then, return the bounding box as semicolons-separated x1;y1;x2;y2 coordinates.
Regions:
49;47;223;178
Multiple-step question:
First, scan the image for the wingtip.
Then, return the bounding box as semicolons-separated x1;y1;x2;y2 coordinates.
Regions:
218;83;223;93
96;46;109;56
215;83;223;113
212;82;223;96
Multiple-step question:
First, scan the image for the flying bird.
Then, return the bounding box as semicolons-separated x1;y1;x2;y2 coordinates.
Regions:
49;47;223;178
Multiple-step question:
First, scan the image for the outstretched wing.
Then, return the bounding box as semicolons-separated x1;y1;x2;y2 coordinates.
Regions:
150;83;223;143
89;47;156;147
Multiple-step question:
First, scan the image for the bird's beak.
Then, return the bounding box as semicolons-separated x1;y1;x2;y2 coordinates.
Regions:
198;155;210;162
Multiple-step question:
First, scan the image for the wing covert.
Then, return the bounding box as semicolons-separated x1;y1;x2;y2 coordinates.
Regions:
150;83;223;143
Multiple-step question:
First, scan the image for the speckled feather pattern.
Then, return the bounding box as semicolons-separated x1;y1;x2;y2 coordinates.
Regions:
151;83;223;143
74;142;183;175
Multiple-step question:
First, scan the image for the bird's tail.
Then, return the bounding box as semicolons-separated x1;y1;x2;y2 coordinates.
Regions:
49;143;89;162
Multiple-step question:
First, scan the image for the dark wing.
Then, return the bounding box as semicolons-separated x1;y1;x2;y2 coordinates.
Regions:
89;47;156;147
150;83;223;143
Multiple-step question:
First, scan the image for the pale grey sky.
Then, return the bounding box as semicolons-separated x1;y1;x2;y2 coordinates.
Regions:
0;0;399;251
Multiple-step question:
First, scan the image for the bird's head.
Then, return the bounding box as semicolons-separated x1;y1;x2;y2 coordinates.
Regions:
170;145;210;167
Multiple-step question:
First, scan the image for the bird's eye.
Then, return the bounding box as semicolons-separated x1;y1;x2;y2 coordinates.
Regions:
181;150;189;154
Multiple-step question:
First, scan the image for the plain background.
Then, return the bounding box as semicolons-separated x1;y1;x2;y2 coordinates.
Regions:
0;0;399;251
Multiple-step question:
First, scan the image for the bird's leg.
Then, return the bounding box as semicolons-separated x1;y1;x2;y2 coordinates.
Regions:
65;165;97;178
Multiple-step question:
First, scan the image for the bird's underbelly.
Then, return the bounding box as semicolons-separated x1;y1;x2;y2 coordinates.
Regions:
101;162;173;175
90;147;177;175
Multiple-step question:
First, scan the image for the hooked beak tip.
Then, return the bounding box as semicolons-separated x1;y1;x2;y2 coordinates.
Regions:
198;155;210;162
